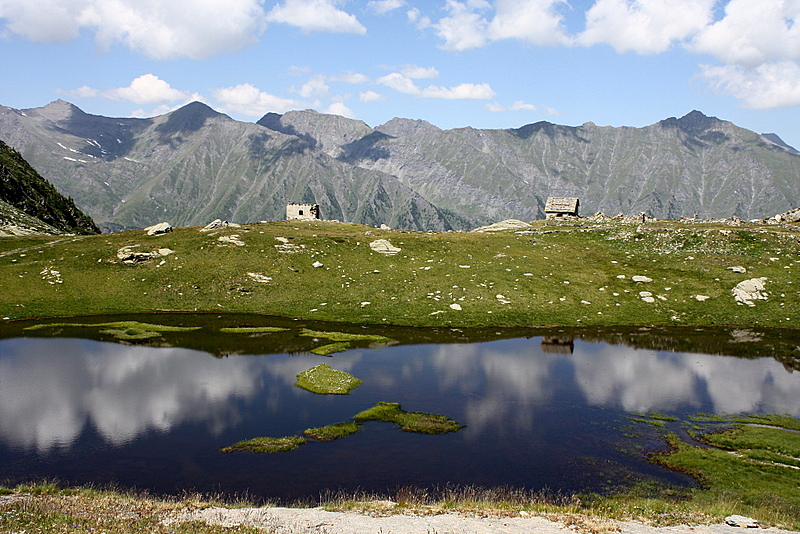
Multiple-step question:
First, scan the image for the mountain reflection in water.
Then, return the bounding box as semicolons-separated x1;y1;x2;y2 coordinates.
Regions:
0;330;798;500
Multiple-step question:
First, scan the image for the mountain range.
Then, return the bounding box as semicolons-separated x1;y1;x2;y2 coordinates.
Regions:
1;100;798;232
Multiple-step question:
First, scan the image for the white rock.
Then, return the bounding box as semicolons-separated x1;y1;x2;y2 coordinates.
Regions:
145;222;172;236
449;303;462;311
725;515;759;528
641;296;656;303
694;295;710;301
312;261;323;268
369;239;401;255
727;266;747;274
732;278;768;307
218;235;245;246
247;272;272;283
639;291;653;297
632;275;653;282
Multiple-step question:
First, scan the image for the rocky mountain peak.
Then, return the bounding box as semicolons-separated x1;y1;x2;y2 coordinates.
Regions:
660;110;722;135
156;101;226;135
376;117;441;137
33;99;87;124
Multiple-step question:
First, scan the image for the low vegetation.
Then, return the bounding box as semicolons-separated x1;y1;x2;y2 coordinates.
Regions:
1;218;799;328
295;363;363;394
303;422;361;441
219;436;309;454
354;402;466;434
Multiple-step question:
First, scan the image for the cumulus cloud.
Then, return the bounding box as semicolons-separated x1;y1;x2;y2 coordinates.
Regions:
431;0;570;51
578;0;715;54
324;101;356;117
102;74;191;104
690;0;800;67
213;83;307;116
367;0;405;14
359;90;384;102
487;100;537;112
0;0;267;59
377;70;495;99
400;65;439;78
295;74;330;99
700;61;800;109
266;0;366;34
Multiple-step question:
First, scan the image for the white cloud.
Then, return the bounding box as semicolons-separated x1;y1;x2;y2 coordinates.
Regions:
400;65;439;78
359;90;384;102
421;82;496;99
406;7;431;28
487;100;537;112
102;74;190;104
331;71;371;84
434;0;490;51
487;0;572;46
295;74;330;98
62;85;100;99
378;70;495;99
700;61;800;109
213;83;307;116
0;0;267;59
377;72;421;94
579;0;715;54
324;101;355;117
266;0;366;34
690;0;800;67
367;0;405;14
431;0;570;51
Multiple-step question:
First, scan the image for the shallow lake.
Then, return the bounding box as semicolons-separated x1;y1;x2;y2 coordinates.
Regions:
1;315;799;502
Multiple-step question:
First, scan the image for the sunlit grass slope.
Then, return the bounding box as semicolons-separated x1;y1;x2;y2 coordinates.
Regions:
1;218;799;327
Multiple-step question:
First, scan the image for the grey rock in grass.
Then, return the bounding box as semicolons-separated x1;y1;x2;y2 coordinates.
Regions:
725;515;759;528
116;245;173;264
732;278;768;306
370;239;401;255
727;266;747;273
201;219;240;232
145;222;172;236
471;219;532;232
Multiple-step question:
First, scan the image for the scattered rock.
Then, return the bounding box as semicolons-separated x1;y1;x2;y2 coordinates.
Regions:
632;276;653;283
694;295;710;301
732;278;769;307
449;303;462;311
472;219;532;232
380;224;391;230
725;515;759;528
247;272;272;283
145;222;172;236
116;245;174;264
218;235;245;246
312;261;323;268
727;266;747;274
370;239;401;255
201;219;240;232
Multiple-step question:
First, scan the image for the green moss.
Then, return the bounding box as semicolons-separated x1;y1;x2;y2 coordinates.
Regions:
219;326;290;333
310;342;352;356
300;329;394;343
304;422;361;441
295;363;362;394
354;402;466;434
219;435;308;453
24;321;201;333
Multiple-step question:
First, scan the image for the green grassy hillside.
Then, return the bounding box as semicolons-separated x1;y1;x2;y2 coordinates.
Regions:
1;218;799;327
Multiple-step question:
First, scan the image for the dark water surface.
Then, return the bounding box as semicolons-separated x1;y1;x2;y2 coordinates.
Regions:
1;316;799;502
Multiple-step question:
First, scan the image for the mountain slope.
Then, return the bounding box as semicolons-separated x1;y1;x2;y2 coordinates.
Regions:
0;137;99;234
0;101;467;232
2;101;799;233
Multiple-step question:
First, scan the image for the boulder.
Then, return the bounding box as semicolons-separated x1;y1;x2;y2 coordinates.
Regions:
725;515;759;528
727;266;747;274
116;245;174;264
370;239;401;255
471;219;532;232
732;278;768;307
201;219;240;232
145;222;172;236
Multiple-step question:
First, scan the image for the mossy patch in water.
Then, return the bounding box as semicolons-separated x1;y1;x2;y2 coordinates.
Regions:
310;342;352;356
304;422;361;441
300;329;393;343
219;435;308;454
24;321;201;340
295;363;362;394
354;402;466;434
219;326;290;333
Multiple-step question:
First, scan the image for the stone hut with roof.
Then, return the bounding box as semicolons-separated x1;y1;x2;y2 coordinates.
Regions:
545;197;579;219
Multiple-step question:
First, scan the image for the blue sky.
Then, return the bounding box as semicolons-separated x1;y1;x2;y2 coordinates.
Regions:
3;0;800;148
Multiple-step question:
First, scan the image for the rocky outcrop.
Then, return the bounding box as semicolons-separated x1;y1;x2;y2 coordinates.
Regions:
145;222;172;236
732;278;769;306
116;245;174;264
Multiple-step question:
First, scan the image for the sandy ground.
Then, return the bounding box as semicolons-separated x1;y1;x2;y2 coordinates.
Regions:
163;506;800;534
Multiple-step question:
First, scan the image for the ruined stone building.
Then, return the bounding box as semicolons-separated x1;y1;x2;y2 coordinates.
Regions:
545;197;579;219
286;203;321;221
